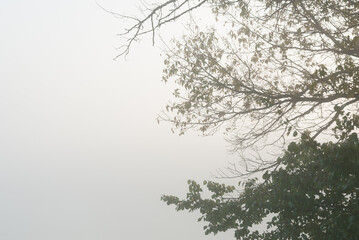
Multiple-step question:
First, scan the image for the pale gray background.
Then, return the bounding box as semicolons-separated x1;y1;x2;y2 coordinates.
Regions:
0;1;238;239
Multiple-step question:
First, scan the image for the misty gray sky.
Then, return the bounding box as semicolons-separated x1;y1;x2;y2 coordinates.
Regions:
0;1;239;239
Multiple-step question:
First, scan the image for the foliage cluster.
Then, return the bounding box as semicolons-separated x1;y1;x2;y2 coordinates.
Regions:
162;134;359;239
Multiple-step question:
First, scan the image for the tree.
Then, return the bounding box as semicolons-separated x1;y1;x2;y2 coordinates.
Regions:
118;0;359;238
120;0;359;171
162;133;359;239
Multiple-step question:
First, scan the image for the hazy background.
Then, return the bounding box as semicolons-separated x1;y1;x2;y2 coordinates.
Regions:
0;1;239;239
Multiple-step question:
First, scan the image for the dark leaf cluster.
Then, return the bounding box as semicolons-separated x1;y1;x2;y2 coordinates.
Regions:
162;134;359;239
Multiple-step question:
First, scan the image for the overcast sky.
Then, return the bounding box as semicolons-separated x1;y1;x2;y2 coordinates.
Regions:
0;1;240;239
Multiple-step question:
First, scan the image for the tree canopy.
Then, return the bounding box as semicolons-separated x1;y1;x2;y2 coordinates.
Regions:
121;0;359;166
162;133;359;239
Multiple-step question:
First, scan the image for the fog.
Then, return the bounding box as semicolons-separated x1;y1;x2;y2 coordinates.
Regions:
0;1;239;239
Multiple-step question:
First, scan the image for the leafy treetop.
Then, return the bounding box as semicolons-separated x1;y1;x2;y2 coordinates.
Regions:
120;1;359;170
